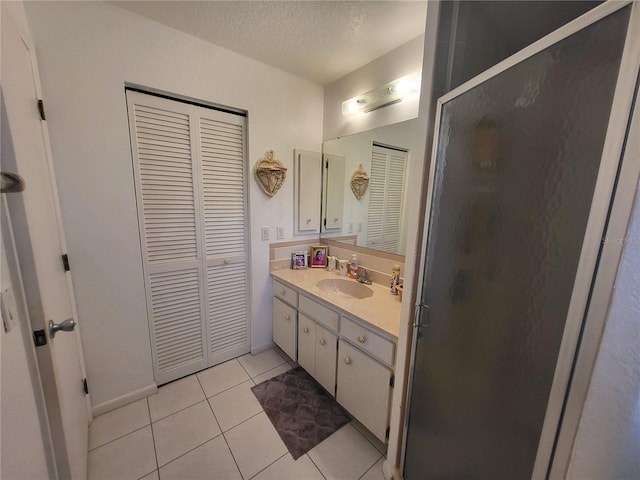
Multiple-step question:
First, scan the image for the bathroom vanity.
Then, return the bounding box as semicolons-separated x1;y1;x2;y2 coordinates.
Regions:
271;268;401;442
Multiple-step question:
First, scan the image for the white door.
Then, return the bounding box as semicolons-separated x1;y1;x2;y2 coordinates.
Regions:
1;10;90;479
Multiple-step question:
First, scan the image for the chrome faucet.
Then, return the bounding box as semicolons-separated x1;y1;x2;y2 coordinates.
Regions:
357;267;372;285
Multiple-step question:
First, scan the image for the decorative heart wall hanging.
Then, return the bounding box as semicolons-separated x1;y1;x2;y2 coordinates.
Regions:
350;164;369;200
255;150;287;197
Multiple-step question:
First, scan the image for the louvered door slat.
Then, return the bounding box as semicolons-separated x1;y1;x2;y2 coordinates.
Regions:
207;263;249;362
149;269;205;374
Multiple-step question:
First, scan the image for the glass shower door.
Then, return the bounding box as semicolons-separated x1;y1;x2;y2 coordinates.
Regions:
403;4;633;479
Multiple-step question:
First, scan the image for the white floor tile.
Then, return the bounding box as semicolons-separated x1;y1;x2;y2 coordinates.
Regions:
359;457;386;480
88;426;156;480
308;423;382;480
158;436;241;480
238;349;287;377
148;375;206;422
197;359;251;398
208;380;263;432
252;362;293;385
152;401;221;467
224;412;287;479
252;453;324;480
89;398;149;450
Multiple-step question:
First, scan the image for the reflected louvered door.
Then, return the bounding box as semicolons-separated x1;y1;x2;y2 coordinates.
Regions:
198;113;250;365
366;145;407;253
127;90;249;385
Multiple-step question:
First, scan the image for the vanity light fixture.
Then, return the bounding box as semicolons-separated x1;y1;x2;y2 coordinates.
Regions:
341;74;420;116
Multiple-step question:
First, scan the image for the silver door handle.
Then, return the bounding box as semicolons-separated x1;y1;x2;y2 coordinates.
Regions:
49;318;76;338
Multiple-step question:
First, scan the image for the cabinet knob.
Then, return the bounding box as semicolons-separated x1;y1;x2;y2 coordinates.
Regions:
306;218;311;223
303;326;310;333
285;315;291;321
358;335;366;344
344;357;352;365
319;338;326;346
280;290;286;295
334;217;339;222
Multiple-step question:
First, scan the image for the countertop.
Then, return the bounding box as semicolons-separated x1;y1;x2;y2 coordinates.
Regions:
271;268;402;339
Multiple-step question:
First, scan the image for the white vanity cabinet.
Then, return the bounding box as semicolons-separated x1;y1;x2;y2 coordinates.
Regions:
272;280;298;361
337;339;393;442
298;314;337;396
298;294;339;396
271;273;397;444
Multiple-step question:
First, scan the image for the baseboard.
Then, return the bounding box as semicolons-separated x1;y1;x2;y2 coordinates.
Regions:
251;341;276;355
91;383;158;417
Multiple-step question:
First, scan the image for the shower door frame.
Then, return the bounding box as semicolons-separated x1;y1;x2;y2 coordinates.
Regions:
402;1;640;478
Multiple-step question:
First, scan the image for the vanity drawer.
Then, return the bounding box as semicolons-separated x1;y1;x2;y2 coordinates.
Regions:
273;280;298;307
341;316;395;366
299;295;338;332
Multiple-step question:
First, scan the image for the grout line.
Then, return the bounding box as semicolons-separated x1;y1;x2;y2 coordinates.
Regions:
156;433;225;470
150;398;209;425
88;423;151;453
246;452;288;480
199;374;224;434
355;454;384;480
146;398;160;476
306;452;328;480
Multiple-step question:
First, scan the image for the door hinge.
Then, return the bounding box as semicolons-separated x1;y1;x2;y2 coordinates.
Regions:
390;374;395;388
37;99;46;121
33;329;47;347
82;378;89;395
323;218;327;227
326;160;329;169
62;254;70;272
385;426;390;439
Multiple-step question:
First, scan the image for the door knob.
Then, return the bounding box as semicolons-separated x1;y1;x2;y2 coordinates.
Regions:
48;318;76;338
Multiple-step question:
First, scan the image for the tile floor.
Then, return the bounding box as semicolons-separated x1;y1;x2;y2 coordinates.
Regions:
88;348;386;480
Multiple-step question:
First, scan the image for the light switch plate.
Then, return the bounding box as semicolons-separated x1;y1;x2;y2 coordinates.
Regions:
1;286;18;333
276;225;285;240
260;226;270;241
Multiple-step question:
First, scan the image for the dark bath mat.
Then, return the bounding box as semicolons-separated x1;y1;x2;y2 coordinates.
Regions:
251;367;351;460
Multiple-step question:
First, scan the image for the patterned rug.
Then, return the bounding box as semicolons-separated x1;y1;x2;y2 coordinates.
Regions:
251;367;351;459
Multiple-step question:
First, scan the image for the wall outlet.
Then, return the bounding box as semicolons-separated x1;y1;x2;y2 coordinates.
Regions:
276;225;285;240
260;226;270;241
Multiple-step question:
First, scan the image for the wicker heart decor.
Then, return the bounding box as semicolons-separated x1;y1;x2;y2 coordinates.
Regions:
255;150;287;197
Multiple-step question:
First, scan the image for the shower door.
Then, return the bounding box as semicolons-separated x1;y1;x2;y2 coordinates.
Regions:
404;2;638;479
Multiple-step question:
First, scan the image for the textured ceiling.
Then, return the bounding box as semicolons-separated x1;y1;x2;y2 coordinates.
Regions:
111;1;427;86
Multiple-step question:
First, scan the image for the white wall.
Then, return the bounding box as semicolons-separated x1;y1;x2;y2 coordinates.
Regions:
323;35;424;141
24;1;323;412
567;183;640;479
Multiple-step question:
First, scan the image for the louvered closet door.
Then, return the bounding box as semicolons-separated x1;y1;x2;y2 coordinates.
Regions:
197;112;250;365
366;145;407;253
127;90;249;385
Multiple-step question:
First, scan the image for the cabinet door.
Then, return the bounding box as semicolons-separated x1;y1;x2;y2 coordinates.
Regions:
272;297;296;361
298;314;316;376
337;341;391;442
315;324;337;397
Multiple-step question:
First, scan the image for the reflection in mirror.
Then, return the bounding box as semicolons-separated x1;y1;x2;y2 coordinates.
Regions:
321;119;418;255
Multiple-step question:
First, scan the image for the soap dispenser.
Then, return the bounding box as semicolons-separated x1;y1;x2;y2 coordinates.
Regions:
348;254;359;279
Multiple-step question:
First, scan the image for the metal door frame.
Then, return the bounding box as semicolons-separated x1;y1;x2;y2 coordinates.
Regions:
402;1;640;478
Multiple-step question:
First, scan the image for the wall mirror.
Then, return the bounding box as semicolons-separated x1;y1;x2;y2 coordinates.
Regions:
321;118;419;256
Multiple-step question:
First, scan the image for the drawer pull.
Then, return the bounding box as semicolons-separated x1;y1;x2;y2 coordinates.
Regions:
358;335;366;343
344;357;352;365
285;315;291;321
303;326;310;333
280;290;286;295
319;338;326;346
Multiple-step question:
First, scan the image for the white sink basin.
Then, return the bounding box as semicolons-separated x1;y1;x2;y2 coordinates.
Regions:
316;278;373;299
